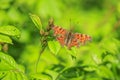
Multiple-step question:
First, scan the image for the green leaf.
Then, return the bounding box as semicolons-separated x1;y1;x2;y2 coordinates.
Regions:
92;53;102;65
100;38;119;55
0;52;18;71
103;54;118;64
0;52;28;80
48;41;61;55
96;66;114;79
83;66;97;72
0;71;28;80
0;34;12;44
31;73;52;80
45;69;58;80
65;47;78;58
55;67;85;80
29;13;42;30
0;71;7;79
0;26;21;38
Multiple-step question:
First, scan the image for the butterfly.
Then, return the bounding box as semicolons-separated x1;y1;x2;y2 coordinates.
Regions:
52;25;92;49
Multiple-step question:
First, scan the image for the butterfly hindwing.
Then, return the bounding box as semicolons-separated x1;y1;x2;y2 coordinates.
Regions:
75;33;91;43
68;33;92;48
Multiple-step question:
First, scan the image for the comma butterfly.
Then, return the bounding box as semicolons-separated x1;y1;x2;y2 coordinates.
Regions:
52;25;92;49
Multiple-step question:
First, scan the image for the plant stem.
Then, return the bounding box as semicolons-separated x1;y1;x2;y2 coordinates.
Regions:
35;45;46;73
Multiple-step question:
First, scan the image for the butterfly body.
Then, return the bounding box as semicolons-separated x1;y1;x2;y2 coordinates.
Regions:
52;25;91;49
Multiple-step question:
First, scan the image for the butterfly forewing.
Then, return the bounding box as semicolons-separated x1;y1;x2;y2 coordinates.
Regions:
74;33;91;44
52;26;66;36
67;33;91;48
52;26;67;46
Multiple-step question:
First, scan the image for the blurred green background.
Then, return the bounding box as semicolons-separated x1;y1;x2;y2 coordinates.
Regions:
0;0;120;80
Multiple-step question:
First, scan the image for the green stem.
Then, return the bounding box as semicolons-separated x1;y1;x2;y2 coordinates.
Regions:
35;45;46;73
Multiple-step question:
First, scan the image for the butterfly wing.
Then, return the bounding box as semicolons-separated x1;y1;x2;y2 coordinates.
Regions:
75;33;91;44
52;26;92;48
68;33;92;48
52;26;67;46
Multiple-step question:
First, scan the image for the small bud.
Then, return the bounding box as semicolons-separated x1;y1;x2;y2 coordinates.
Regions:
44;32;49;36
2;44;8;53
49;18;54;28
46;26;51;31
40;30;45;35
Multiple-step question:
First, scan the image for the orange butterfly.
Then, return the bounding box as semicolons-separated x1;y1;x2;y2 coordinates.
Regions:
52;25;92;49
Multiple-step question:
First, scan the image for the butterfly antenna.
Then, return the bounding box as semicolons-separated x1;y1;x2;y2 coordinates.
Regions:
69;18;73;32
69;18;71;27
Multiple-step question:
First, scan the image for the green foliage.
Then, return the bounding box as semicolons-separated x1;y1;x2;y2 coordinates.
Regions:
0;0;120;80
0;34;12;44
0;52;28;80
29;14;42;30
48;41;61;55
0;26;21;38
0;26;20;44
31;73;52;80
